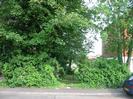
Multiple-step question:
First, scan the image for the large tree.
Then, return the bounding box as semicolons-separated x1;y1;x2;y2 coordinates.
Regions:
0;0;91;71
92;0;133;65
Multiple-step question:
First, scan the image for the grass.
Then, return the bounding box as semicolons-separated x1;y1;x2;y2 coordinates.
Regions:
0;80;8;88
0;75;118;89
57;75;97;89
0;75;91;89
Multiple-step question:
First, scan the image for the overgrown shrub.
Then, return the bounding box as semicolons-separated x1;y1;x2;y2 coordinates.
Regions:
2;53;48;81
2;54;60;87
2;52;49;70
3;64;58;87
7;65;43;87
75;58;130;88
45;58;65;79
40;64;59;86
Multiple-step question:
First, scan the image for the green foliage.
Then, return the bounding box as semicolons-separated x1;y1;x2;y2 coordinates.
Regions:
7;65;43;87
1;53;61;87
0;80;8;88
46;58;65;78
94;0;133;64
75;58;130;88
40;64;58;85
3;63;58;87
0;0;91;71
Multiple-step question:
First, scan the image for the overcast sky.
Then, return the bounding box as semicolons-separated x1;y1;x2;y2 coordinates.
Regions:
85;0;102;57
84;0;98;8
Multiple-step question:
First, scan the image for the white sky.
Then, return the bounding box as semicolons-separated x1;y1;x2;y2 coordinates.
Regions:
87;32;102;57
84;0;98;8
85;0;103;57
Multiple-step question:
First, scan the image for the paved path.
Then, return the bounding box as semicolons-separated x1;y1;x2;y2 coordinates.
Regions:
0;88;132;99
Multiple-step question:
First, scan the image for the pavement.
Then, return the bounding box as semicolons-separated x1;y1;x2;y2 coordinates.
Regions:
0;88;132;99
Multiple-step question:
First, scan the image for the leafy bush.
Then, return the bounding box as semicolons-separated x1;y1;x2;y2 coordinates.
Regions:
75;58;130;88
2;52;49;70
0;80;8;88
7;65;43;87
2;54;59;87
40;64;59;86
2;53;48;81
45;58;65;79
3;64;58;87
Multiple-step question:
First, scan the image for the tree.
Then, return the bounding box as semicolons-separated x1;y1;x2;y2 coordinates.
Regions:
93;0;133;65
0;0;91;72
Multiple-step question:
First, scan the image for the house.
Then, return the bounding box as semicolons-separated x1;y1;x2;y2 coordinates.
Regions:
87;33;133;72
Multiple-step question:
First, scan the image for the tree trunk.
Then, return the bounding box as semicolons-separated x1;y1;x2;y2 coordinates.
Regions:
67;58;72;74
117;41;123;64
126;39;133;65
